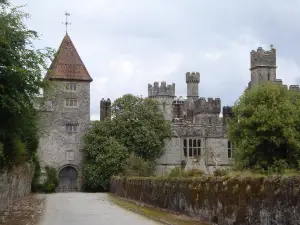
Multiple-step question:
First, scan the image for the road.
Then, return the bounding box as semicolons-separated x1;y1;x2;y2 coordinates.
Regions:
38;193;160;225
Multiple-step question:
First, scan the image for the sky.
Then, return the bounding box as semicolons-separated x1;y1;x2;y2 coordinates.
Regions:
11;0;300;120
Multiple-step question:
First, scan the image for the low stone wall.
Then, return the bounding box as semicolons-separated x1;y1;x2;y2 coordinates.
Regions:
110;176;300;225
0;164;34;211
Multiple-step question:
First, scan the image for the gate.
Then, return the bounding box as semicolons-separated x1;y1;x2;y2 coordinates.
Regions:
57;166;78;192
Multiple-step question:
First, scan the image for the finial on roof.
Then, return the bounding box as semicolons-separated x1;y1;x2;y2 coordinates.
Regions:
62;11;71;34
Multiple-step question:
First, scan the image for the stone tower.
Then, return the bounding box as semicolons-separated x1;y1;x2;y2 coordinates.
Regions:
148;81;175;121
249;46;277;89
186;72;200;101
38;33;92;191
100;98;111;120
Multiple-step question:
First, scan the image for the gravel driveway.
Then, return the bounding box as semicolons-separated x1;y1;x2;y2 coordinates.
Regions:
38;193;160;225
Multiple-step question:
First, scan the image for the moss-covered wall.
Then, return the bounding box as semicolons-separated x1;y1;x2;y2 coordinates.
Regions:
110;176;300;225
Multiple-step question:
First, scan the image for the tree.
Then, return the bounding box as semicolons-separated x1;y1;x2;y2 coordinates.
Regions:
110;94;172;161
83;122;129;190
228;83;300;171
0;2;54;168
83;94;171;190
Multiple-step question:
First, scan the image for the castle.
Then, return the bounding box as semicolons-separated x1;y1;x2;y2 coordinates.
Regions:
36;32;298;191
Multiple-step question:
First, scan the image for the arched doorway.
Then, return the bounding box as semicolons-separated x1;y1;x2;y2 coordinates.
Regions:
57;166;78;192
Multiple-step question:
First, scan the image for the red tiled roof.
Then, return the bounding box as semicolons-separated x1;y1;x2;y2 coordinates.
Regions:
45;34;93;82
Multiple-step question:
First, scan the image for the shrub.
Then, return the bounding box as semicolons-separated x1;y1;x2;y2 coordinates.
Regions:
123;153;155;177
213;168;230;177
45;183;56;193
184;169;205;177
167;168;205;178
167;167;184;178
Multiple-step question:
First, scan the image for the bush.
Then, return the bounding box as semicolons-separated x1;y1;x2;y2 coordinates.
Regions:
123;153;155;177
45;183;56;193
32;165;58;193
167;168;205;178
213;168;230;177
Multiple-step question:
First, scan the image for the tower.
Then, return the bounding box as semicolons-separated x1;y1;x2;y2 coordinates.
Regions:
186;72;200;101
100;98;111;121
148;81;175;121
39;32;92;191
249;45;277;89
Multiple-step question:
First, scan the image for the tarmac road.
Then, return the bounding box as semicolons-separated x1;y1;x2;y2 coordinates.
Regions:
38;193;160;225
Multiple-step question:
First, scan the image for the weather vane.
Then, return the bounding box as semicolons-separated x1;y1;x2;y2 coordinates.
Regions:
62;11;71;34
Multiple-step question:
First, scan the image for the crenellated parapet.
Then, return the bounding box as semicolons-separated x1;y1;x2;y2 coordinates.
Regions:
250;46;276;69
148;81;175;98
222;106;233;125
193;97;221;114
186;72;200;83
289;85;300;92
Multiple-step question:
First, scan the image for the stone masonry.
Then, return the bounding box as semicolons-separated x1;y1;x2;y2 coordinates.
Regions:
37;33;92;191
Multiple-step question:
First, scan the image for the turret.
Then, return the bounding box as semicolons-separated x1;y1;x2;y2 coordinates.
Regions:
186;72;200;101
148;81;175;121
250;45;277;89
100;98;111;121
222;106;233;125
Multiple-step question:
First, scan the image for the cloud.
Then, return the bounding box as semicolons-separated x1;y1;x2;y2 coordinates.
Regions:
12;0;300;121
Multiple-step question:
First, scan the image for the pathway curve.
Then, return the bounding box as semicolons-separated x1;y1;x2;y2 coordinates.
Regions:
38;193;160;225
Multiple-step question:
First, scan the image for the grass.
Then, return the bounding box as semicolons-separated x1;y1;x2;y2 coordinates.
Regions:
108;194;211;225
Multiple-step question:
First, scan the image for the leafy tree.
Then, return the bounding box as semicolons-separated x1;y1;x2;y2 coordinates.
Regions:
83;127;129;190
228;83;300;171
0;2;54;167
110;94;172;160
83;94;171;190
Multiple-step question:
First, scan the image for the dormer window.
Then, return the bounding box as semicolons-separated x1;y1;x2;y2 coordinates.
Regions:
66;83;76;91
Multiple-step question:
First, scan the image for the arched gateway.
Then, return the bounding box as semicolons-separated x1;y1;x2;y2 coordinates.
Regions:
57;165;78;192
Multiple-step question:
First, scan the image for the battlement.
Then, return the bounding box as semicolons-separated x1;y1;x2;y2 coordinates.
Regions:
250;46;276;69
289;85;300;91
223;106;233;115
148;81;175;98
100;98;111;105
186;72;200;83
172;96;185;105
193;97;221;114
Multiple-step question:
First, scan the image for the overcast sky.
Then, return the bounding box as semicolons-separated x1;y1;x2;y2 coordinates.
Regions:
12;0;300;120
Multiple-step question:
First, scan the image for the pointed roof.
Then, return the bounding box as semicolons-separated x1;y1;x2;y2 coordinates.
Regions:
45;33;93;82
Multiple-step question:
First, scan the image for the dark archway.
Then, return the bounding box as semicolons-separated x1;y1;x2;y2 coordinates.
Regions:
57;166;78;192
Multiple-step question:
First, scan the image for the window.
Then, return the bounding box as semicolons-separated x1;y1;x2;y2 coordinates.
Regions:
267;73;270;81
172;103;181;119
183;139;187;157
65;99;78;107
183;138;201;158
208;117;212;125
66;124;78;133
66;83;76;91
228;141;235;159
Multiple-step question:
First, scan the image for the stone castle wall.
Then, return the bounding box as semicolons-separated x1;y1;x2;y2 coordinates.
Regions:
0;164;34;211
38;81;90;190
110;176;300;225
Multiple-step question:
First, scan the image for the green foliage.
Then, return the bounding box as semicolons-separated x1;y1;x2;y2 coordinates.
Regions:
228;83;300;171
32;165;58;193
83;135;129;191
213;168;230;177
110;94;172;161
31;153;41;192
83;94;171;190
0;1;54;168
123;153;155;177
167;167;205;178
